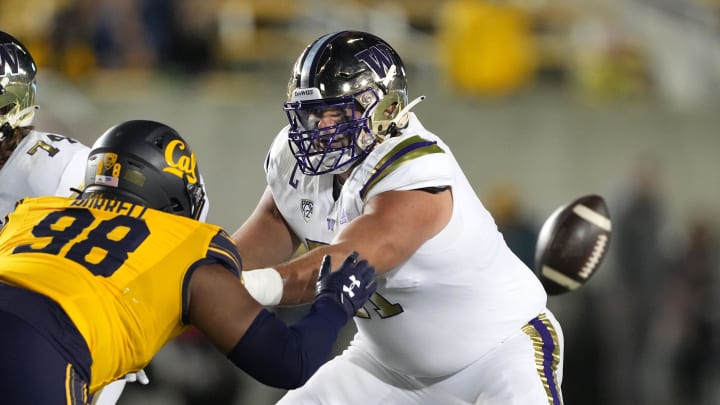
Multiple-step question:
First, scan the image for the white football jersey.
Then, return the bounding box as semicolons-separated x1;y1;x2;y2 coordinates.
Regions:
266;113;548;378
0;130;89;224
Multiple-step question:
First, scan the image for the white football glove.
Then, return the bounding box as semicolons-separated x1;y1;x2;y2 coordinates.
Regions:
124;369;149;385
91;370;149;405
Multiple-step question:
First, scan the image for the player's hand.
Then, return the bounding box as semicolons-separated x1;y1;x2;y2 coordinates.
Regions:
124;369;149;385
315;252;377;319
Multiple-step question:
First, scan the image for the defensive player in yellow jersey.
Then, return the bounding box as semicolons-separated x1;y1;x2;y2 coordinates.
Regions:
0;120;376;404
0;30;155;405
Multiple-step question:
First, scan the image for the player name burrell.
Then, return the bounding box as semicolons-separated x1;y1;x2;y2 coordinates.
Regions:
70;195;148;218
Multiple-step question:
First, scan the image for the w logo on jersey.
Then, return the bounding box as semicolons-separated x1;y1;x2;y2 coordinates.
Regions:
0;43;22;76
355;44;395;79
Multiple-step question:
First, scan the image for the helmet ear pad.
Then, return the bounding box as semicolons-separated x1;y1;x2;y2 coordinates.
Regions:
82;120;205;219
370;91;408;141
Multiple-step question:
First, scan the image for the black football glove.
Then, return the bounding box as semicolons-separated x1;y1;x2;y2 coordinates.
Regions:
315;252;377;320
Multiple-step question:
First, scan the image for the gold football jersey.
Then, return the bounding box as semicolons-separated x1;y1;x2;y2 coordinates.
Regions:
0;196;241;392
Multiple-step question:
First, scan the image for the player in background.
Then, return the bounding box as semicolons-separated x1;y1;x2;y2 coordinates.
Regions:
0;119;376;404
233;30;565;404
0;30;89;224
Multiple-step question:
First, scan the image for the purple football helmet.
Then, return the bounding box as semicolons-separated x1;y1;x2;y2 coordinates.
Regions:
284;31;409;175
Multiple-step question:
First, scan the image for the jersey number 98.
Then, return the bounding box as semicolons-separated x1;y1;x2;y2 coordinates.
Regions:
13;209;150;277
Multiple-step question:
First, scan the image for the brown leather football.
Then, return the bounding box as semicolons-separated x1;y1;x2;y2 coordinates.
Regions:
534;194;611;295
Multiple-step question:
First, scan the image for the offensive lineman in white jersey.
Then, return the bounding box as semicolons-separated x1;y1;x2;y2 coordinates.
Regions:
0;30;165;405
233;31;564;404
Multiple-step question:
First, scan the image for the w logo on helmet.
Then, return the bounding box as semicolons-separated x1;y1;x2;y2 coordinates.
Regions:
0;43;21;76
355;44;395;78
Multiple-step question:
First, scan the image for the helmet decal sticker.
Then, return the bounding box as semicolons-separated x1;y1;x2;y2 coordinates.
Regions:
0;43;22;76
95;153;120;187
354;44;395;78
103;153;118;171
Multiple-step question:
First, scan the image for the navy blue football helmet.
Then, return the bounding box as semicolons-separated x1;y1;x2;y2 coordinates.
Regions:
82;120;205;219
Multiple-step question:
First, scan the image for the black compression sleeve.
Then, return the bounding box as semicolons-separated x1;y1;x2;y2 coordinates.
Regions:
227;296;347;389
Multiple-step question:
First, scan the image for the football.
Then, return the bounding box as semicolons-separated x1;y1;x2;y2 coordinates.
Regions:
534;194;611;295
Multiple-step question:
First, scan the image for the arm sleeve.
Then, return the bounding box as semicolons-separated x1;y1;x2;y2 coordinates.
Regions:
226;296;347;389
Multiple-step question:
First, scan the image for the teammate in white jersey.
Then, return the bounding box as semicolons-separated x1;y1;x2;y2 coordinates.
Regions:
0;30;155;405
233;31;565;404
0;127;89;223
0;34;89;223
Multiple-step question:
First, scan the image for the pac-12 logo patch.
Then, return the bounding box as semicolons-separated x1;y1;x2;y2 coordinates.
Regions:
301;199;314;222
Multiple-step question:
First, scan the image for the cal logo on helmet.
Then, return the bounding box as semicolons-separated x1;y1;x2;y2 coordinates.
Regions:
163;139;198;184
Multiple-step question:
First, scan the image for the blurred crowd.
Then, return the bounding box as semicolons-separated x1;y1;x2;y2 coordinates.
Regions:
3;1;720;405
0;0;658;96
0;0;220;77
4;0;719;108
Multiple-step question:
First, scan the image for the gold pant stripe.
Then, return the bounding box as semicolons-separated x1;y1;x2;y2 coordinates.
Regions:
521;313;563;405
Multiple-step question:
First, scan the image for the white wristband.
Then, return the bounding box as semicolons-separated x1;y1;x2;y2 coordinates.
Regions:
242;268;283;306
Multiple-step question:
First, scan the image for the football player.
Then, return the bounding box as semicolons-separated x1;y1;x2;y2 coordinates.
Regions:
0;30;156;405
0;30;89;224
233;31;565;404
0;119;376;404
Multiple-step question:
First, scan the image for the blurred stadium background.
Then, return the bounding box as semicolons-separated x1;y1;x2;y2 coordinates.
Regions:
3;0;720;404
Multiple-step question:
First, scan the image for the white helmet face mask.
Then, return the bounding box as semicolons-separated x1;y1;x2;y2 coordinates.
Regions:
0;31;38;142
284;31;410;176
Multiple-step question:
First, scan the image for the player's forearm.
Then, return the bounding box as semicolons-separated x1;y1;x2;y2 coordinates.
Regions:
233;221;298;270
232;187;299;269
226;299;346;389
275;264;319;305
